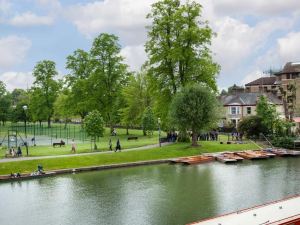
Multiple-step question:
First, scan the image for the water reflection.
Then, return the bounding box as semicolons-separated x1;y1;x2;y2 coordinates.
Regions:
0;158;300;225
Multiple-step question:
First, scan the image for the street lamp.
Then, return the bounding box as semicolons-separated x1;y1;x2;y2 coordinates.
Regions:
22;105;29;156
158;117;161;147
22;105;28;138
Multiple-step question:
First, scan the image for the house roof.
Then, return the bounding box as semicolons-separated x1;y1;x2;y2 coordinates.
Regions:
245;77;277;86
220;92;282;106
275;62;300;75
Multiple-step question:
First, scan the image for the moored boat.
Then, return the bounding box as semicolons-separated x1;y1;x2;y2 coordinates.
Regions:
181;156;215;165
187;195;300;225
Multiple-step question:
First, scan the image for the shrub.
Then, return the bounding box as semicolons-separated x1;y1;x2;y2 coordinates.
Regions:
238;115;267;139
271;136;294;149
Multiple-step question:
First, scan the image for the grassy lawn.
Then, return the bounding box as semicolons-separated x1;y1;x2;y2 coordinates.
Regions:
0;139;260;176
0;127;164;158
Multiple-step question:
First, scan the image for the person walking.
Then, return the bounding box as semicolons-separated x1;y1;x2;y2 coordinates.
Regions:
115;139;121;152
109;139;113;151
71;139;76;153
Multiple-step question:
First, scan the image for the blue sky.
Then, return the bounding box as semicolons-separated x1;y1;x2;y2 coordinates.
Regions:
1;0;300;91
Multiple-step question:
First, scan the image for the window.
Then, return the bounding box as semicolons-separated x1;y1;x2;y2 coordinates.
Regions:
230;106;240;115
247;107;251;115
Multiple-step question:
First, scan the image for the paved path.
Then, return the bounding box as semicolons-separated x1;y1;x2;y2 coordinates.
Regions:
0;142;172;163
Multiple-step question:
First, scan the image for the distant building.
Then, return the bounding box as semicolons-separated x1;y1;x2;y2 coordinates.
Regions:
244;62;300;120
245;76;278;94
220;92;284;128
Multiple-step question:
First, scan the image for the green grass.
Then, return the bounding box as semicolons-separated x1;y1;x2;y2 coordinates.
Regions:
0;140;260;175
0;127;164;157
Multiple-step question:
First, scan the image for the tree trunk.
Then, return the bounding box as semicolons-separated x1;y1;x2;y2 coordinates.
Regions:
48;117;51;128
192;131;199;147
126;125;129;135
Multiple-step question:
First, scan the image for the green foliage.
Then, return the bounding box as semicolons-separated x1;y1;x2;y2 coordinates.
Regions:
121;70;152;128
10;90;30;123
84;110;105;140
53;91;73;125
65;49;92;120
142;107;156;136
145;0;220;123
256;95;278;134
271;136;295;149
169;84;219;146
238;115;267;139
0;81;11;124
89;33;130;130
31;60;60;127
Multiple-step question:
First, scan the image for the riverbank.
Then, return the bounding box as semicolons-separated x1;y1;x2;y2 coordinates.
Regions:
0;141;259;177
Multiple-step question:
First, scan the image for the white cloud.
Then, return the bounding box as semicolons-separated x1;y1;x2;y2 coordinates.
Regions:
0;71;34;91
211;0;300;16
0;36;31;68
211;17;293;73
121;45;146;71
277;32;300;63
9;12;54;26
0;0;11;12
36;0;61;9
65;0;155;44
241;70;263;85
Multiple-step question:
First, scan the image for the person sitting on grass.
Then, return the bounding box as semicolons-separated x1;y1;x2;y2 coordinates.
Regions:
10;172;21;178
37;164;45;175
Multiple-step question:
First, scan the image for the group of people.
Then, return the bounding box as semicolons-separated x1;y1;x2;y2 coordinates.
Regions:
231;131;243;141
109;138;122;152
198;130;219;141
166;132;178;142
6;146;22;157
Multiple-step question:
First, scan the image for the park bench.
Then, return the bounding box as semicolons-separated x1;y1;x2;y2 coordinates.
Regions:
53;141;65;147
159;137;168;143
127;136;138;141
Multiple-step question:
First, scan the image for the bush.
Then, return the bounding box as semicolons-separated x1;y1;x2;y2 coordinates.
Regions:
271;136;295;149
238;115;267;139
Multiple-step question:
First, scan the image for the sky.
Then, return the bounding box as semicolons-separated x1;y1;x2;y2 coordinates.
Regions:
0;0;300;91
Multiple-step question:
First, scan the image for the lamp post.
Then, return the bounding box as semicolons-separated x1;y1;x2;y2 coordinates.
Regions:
23;105;29;156
158;117;161;147
22;105;28;138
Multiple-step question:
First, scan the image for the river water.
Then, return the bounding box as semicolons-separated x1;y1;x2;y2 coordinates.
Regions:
1;157;300;225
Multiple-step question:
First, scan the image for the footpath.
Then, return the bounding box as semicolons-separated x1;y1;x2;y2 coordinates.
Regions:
0;142;172;163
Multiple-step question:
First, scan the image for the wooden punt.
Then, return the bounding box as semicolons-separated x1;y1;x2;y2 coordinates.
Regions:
215;155;237;163
269;149;291;157
235;151;267;160
247;150;270;159
286;150;300;156
181;156;215;165
260;150;277;158
222;153;244;161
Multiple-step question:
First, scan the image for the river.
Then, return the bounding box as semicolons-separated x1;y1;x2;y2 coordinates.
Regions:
1;157;300;225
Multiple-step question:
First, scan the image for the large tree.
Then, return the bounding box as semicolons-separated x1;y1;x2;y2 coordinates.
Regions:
32;60;60;127
121;70;152;133
146;0;219;121
256;95;278;134
84;110;105;150
0;81;11;125
90;33;130;132
169;84;219;146
66;49;93;120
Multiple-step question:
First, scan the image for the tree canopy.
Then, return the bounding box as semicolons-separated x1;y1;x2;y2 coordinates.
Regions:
169;84;219;146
